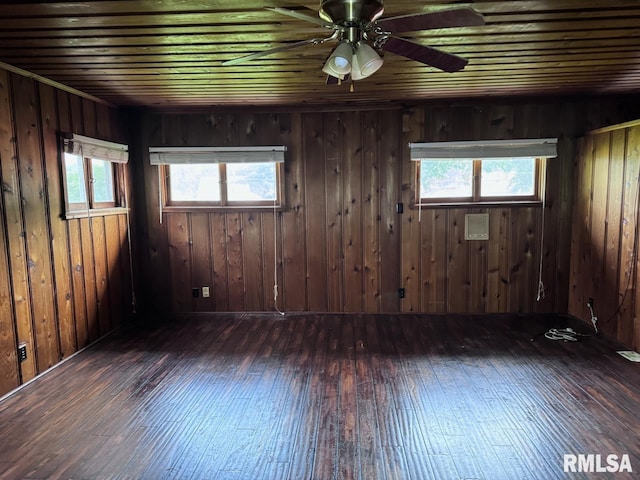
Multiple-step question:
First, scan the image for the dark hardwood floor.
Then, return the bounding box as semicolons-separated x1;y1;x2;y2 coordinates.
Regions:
0;313;639;480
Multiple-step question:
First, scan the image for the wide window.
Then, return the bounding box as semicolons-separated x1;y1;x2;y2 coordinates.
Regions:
150;146;285;209
410;138;557;205
61;134;128;217
417;157;540;203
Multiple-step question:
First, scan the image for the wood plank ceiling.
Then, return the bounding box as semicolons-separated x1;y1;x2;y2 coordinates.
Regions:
0;1;639;108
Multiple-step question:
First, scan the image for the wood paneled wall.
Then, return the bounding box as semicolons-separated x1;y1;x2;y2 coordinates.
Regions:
0;68;133;397
136;99;637;317
569;120;640;350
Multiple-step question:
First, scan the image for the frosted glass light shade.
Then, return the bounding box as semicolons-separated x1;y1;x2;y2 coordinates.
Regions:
355;42;383;77
322;41;353;76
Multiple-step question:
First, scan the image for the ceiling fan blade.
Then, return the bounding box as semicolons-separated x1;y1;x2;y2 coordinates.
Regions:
266;7;335;28
377;7;484;33
381;36;468;73
222;38;319;66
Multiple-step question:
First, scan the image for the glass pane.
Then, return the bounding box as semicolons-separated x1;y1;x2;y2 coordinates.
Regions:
481;158;536;197
63;153;87;205
169;164;221;201
227;162;277;202
420;159;473;198
91;159;115;203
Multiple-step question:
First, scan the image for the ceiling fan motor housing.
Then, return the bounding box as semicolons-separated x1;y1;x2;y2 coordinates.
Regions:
319;0;384;24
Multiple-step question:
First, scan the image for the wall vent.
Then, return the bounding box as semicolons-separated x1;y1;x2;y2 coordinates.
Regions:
465;213;489;240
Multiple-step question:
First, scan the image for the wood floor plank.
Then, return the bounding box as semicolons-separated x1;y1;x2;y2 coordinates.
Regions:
0;313;639;480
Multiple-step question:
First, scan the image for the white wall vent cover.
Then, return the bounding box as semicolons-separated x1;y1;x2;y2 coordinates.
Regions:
465;213;489;240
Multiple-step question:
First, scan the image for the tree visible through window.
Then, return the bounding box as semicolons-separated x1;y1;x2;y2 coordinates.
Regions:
63;153;117;212
417;157;540;203
166;161;281;207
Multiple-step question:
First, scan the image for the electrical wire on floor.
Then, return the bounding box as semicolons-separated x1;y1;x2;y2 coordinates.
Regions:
535;301;598;342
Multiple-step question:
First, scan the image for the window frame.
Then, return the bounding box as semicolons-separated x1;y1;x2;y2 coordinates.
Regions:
61;153;125;218
414;157;544;207
162;161;285;211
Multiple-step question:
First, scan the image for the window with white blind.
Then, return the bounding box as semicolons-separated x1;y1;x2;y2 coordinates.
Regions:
410;138;557;205
149;146;285;209
61;134;129;218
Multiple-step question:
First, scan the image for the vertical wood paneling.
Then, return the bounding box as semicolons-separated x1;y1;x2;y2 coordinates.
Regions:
226;213;244;311
468;215;488;313
104;215;123;327
605;131;625;327
303;113;328;312
325;112;344;312
627;126;640;349
210;214;229;312
487;209;510;312
0;69;36;383
140;113;171;312
191;213;213;312
362;111;380;312
378;111;401;312
420;209;447;312
118;214;133;315
400;108;423;312
80;218;99;342
0;66;132;398
591;134;611;309
40;84;76;358
167;212;192;312
447;209;470;312
92;217;111;336
342;111;363;312
67;220;88;349
11;73;60;371
137;102;635;321
261;211;279;312
282;112;306;311
242;212;264;311
0;240;18;393
0;148;19;393
619;127;639;344
569;122;640;349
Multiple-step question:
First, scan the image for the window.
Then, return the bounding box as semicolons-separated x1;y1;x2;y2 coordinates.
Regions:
61;134;128;217
417;157;540;203
149;146;285;209
410;138;557;205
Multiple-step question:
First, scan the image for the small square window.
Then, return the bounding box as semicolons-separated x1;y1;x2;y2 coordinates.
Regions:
226;162;277;203
420;159;473;199
480;158;536;197
62;153;117;213
168;164;221;202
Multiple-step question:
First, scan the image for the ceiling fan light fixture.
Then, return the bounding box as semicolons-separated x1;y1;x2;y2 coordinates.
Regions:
322;40;353;76
350;53;364;80
355;42;383;77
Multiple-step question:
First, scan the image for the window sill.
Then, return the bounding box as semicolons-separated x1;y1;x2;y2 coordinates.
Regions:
162;205;285;213
412;200;543;209
64;207;129;220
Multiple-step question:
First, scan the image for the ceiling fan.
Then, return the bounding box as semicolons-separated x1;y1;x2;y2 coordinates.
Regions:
222;0;485;84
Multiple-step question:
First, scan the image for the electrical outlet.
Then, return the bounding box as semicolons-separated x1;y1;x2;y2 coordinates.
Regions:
202;286;210;298
398;288;405;299
192;288;199;298
396;203;404;214
18;343;27;362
